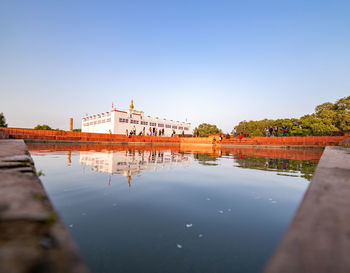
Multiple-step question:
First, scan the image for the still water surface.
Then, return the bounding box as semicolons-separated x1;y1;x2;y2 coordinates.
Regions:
28;144;322;273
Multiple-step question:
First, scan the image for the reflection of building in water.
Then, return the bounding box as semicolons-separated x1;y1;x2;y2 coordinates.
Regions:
80;150;190;186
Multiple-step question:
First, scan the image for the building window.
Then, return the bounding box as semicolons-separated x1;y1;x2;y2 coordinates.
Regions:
119;118;128;123
107;118;111;122
172;126;177;129
89;122;93;125
141;121;148;125
150;122;157;126
130;120;139;124
165;125;171;128
179;126;183;130
158;123;164;127
185;127;189;130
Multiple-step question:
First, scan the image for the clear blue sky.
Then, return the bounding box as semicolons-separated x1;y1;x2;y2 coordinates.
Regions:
1;0;349;132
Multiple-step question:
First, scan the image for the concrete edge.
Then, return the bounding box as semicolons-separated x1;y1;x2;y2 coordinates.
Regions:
0;140;91;273
262;146;350;273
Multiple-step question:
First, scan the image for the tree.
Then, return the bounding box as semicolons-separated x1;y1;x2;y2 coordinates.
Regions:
333;96;350;132
73;129;81;132
233;95;350;136
0;112;8;127
34;124;53;130
193;123;222;137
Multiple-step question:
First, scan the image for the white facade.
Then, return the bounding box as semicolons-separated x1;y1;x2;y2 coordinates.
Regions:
81;101;191;136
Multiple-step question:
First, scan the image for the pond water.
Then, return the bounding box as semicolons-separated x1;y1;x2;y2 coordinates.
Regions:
28;144;322;273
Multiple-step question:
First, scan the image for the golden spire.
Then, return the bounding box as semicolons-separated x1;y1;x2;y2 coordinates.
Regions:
130;99;134;110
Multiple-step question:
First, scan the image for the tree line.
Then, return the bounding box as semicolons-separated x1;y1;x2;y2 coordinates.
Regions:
193;95;350;137
234;96;350;137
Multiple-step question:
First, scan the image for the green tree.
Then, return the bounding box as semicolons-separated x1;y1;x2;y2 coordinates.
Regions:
333;96;350;132
34;124;53;130
193;123;222;137
251;129;263;136
0;112;8;127
233;95;350;136
299;114;338;135
73;128;82;132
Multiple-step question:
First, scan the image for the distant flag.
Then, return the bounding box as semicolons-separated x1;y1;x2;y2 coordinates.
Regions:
112;102;114;109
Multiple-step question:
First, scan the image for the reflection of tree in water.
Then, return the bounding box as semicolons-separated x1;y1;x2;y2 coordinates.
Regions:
193;153;218;166
234;154;318;181
193;152;317;180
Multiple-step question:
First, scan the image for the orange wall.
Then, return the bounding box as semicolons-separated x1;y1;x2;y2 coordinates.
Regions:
0;127;346;147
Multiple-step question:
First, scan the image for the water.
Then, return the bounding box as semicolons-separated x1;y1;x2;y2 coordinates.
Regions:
28;143;322;273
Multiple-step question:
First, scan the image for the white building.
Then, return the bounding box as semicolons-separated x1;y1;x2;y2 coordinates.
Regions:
81;100;191;136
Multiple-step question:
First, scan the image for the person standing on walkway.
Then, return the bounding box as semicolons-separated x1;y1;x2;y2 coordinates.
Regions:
282;125;287;136
265;127;269;137
239;132;244;142
274;125;279;136
269;127;273;136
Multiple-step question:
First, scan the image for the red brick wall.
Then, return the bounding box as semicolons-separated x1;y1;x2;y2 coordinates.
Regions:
0;128;181;143
0;128;346;147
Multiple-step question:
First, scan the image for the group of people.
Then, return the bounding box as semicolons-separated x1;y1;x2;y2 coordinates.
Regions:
265;125;288;137
126;126;178;137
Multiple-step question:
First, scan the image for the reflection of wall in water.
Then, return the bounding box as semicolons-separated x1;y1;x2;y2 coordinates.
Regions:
80;150;190;179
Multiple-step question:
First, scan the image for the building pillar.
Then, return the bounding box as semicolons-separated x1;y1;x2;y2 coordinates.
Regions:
69;118;73;131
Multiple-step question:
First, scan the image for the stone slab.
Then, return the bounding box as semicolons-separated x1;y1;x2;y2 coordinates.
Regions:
263;146;350;273
0;140;91;273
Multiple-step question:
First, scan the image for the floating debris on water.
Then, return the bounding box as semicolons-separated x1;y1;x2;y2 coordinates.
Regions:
206;198;211;201
268;198;272;201
271;201;277;204
218;210;224;214
177;244;182;249
186;224;193;228
69;224;73;228
198;234;203;238
227;209;231;212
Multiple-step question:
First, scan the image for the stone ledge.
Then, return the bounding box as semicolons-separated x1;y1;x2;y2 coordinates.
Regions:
263;146;350;273
0;140;91;273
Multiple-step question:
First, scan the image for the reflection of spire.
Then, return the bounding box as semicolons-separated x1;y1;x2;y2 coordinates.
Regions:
108;175;111;186
130;99;134;110
128;175;131;187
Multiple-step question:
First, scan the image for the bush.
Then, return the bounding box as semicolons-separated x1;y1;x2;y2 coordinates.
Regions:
34;124;53;130
251;129;264;136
